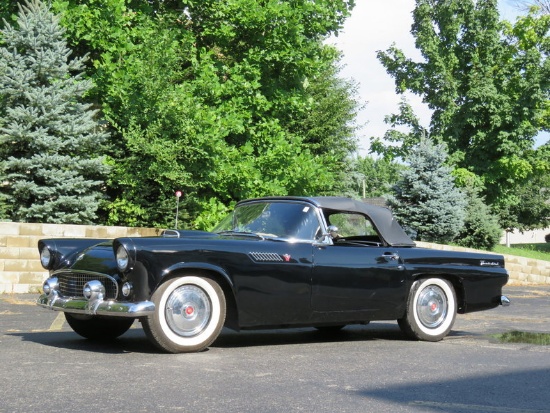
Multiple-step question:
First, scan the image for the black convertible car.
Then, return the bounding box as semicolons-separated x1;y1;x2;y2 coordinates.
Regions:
37;196;510;353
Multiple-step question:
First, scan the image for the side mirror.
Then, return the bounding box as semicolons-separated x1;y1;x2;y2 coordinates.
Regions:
314;225;339;244
327;225;339;239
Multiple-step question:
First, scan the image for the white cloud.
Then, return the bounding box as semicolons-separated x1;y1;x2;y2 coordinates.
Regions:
330;0;548;155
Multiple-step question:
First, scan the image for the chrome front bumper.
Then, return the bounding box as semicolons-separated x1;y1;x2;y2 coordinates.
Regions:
37;292;155;317
500;295;511;306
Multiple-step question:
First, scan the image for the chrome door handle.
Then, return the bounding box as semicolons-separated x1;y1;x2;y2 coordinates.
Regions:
381;252;399;261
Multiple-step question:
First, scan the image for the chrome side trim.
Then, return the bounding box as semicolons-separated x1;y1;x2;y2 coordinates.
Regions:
249;252;284;262
37;292;154;317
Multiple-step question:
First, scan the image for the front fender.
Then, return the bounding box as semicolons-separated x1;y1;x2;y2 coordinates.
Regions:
159;262;235;295
156;262;239;330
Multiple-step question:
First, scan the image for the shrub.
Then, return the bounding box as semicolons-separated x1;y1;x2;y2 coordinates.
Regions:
454;186;502;250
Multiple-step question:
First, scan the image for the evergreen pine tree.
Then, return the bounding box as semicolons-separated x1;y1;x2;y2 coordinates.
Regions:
454;185;502;250
0;0;108;224
387;137;466;244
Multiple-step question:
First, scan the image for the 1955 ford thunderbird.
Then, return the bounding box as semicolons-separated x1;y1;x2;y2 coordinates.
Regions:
37;196;510;353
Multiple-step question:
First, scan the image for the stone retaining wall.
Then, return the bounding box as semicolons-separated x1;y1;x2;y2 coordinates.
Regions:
0;224;548;293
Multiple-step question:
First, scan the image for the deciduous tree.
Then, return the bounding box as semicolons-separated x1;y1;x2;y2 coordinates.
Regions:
52;0;358;228
376;0;549;228
354;155;404;198
512;0;550;14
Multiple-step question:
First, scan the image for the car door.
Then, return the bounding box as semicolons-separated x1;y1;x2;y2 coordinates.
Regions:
232;241;315;327
310;211;408;319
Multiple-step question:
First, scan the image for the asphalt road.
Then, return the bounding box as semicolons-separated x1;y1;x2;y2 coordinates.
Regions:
0;285;549;413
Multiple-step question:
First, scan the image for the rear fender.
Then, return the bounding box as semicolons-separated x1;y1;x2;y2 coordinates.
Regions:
411;273;466;314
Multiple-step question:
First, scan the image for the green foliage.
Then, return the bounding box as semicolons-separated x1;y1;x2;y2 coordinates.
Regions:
51;0;358;228
194;197;231;231
354;155;404;198
0;3;18;27
291;62;360;160
0;191;8;220
453;185;502;250
388;137;466;243
0;0;109;224
370;97;428;161
376;0;550;229
500;144;550;231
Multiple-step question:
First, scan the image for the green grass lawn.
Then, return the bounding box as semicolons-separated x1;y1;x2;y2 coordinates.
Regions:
492;331;550;346
493;243;550;262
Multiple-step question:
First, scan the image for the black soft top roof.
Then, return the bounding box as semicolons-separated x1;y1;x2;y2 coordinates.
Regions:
237;196;416;247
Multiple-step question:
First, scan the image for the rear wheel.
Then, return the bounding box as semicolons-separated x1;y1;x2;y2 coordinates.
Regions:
65;313;134;340
398;278;456;342
142;276;226;353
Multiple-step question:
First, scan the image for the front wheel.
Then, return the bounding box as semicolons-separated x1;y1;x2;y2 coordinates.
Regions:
142;276;226;353
398;278;456;342
65;313;134;340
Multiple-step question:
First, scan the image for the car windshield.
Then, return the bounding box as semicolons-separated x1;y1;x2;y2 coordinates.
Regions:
213;201;321;241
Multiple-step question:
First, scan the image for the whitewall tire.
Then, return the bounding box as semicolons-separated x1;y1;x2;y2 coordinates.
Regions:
398;278;456;342
143;276;226;353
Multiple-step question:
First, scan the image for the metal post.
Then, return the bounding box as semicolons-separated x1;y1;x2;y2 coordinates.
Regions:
175;191;182;229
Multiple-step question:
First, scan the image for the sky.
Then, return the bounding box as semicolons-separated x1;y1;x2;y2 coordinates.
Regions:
329;0;549;156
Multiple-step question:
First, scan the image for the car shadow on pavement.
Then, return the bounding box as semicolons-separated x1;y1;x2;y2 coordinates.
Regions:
8;328;159;354
9;322;497;354
8;322;411;354
212;323;409;349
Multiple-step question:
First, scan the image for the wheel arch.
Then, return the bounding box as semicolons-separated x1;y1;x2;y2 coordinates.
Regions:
411;272;466;314
154;264;240;330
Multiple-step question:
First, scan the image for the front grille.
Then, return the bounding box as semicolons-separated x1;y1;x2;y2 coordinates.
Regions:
53;270;118;299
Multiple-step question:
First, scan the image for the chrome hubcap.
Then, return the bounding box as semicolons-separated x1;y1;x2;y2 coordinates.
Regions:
165;285;211;337
416;285;448;328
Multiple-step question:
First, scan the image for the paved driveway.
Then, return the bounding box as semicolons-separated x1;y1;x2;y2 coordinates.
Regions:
0;286;549;413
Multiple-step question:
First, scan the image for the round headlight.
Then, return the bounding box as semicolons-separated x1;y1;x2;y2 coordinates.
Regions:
116;245;129;272
40;247;51;269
